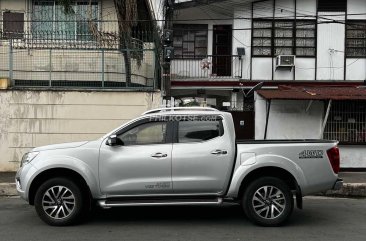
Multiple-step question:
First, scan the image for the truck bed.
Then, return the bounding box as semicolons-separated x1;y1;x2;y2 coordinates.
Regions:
236;139;337;144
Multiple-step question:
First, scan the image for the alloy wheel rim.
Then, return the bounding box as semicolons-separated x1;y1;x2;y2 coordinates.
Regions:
252;185;286;220
42;185;75;220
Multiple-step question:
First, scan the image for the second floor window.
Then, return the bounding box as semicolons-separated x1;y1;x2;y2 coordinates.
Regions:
173;24;208;59
252;19;316;57
346;21;366;57
32;0;99;41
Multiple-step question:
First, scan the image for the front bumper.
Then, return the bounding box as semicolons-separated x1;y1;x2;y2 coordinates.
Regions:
15;163;38;202
332;178;343;190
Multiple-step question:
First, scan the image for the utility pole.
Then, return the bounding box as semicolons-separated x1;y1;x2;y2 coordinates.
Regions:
163;0;175;100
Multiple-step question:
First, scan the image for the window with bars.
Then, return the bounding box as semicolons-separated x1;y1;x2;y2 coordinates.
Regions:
323;101;366;144
32;0;99;41
2;12;24;39
346;21;366;57
173;24;208;59
252;19;316;57
252;20;272;56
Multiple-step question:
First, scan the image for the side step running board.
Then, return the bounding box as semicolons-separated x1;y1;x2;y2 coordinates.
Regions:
98;198;223;208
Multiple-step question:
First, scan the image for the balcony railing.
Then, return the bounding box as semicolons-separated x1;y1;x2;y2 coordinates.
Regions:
170;55;243;80
0;21;160;90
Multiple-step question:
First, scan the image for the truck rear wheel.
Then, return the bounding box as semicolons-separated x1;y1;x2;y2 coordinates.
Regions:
242;177;294;226
34;177;86;226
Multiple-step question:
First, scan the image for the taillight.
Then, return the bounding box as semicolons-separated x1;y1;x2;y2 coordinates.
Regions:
327;146;340;174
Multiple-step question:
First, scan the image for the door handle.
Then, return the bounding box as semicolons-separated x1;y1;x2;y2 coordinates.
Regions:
151;153;168;158
211;150;228;155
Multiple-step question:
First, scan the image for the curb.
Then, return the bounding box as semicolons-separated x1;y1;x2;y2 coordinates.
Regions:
323;183;366;197
1;183;366;198
0;183;17;196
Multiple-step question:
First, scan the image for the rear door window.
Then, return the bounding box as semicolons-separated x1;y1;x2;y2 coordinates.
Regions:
178;118;224;143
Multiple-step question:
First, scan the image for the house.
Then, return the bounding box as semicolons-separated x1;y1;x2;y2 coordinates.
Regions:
0;0;165;171
168;0;366;169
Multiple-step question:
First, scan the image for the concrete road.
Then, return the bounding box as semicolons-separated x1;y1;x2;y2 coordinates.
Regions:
0;197;365;241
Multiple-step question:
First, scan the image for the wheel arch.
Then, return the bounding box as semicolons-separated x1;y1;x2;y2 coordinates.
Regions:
237;166;300;201
28;168;92;205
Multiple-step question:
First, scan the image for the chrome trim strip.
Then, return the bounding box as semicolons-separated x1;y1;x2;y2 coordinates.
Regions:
98;198;223;208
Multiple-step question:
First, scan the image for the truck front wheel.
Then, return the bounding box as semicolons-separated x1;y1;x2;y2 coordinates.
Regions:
242;177;294;226
34;177;86;226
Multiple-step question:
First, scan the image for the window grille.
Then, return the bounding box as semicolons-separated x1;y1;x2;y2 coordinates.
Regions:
323;101;366;144
32;0;99;41
252;19;316;57
173;24;208;59
346;21;366;57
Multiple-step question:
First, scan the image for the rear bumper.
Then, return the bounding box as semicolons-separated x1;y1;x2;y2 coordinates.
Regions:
332;178;343;190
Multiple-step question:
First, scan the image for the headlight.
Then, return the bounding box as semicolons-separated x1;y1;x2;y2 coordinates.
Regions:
20;152;39;167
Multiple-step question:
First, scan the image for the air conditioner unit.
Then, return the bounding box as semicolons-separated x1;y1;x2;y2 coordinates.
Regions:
275;55;295;70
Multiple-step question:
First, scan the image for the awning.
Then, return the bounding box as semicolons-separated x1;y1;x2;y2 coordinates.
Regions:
257;85;366;100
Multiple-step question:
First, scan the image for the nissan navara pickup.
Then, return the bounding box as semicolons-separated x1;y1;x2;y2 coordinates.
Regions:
16;107;343;226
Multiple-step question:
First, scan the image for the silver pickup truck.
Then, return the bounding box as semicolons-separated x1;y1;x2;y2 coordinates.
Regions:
16;107;342;226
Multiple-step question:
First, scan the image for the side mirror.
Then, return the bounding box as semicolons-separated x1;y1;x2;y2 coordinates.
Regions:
106;135;124;146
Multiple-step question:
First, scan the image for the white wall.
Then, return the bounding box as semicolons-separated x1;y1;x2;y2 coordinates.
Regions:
274;0;295;18
252;58;272;80
339;146;366;168
233;8;251;80
295;58;316;80
255;93;324;139
0;90;161;171
253;0;273;18
296;0;316;17
346;59;366;80
348;0;366;20
316;12;345;80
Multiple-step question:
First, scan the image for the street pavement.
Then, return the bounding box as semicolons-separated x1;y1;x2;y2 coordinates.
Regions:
0;196;365;241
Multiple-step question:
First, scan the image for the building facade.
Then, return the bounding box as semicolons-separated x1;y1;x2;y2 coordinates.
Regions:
0;0;165;171
169;0;366;168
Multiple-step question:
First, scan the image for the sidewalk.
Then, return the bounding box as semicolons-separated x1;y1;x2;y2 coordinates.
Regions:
0;172;16;196
1;172;366;197
325;172;366;197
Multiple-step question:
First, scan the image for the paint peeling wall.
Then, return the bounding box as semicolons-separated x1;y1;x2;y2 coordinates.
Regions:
0;90;161;171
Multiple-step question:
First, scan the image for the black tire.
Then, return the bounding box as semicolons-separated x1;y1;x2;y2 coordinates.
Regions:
34;177;87;226
242;177;294;226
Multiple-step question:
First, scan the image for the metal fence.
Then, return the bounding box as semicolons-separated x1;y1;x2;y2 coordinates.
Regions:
0;20;160;89
170;55;243;80
323;100;366;144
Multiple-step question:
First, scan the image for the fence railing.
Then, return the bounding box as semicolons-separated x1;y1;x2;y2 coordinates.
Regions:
0;20;156;49
0;22;160;89
170;55;243;80
0;39;158;89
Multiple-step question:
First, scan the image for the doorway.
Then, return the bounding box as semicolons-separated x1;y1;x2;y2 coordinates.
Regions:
212;25;232;77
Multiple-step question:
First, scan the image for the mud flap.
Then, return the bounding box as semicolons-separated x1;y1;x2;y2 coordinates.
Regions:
295;185;303;209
